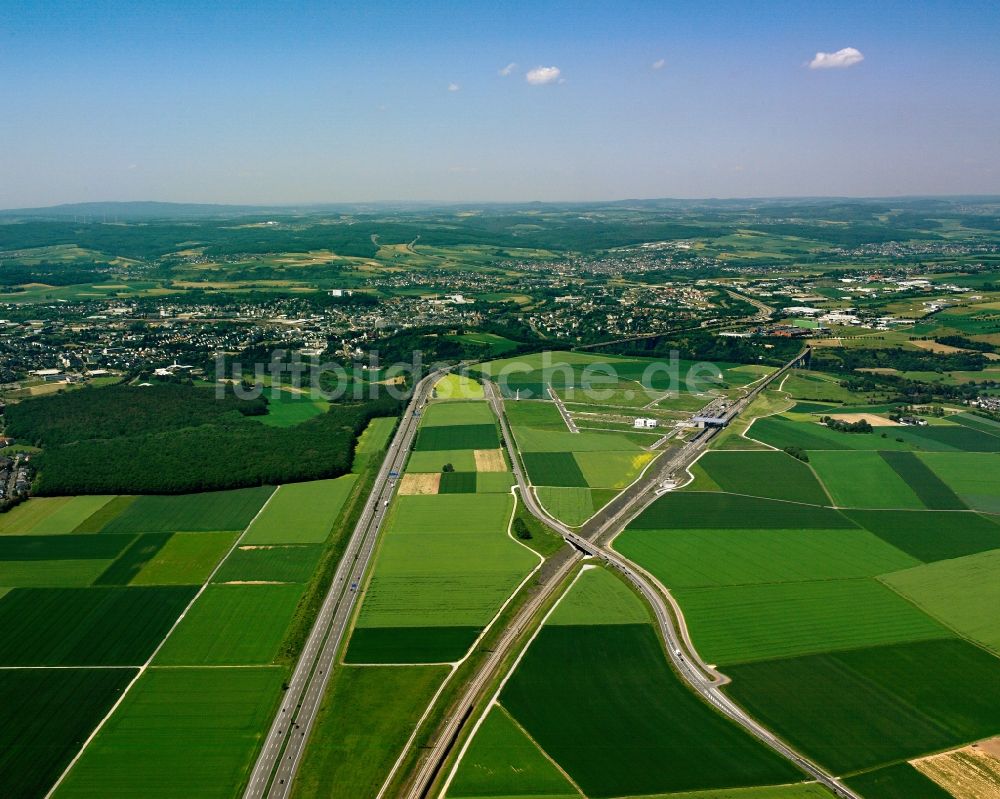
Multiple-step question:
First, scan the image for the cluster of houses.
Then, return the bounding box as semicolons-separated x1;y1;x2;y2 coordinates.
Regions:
0;454;32;503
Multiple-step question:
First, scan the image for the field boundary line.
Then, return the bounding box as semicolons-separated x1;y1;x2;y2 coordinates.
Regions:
498;704;587;798
44;484;281;799
434;565;591;799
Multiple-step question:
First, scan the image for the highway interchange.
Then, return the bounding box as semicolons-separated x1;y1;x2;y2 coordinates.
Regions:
247;349;861;799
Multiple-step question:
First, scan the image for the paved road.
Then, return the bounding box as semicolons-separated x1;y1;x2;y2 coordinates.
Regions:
546;385;579;433
407;355;859;799
398;545;582;799
243;370;443;799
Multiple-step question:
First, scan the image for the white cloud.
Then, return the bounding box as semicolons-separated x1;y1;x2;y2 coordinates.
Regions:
651;58;666;70
448;82;460;92
525;66;561;85
499;62;517;77
808;47;864;70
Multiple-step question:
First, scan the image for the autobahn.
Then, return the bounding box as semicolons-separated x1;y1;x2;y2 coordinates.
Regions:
489;374;861;799
406;349;860;799
243;369;443;799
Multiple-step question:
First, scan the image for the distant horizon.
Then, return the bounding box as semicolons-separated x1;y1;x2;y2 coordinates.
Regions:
4;193;1000;215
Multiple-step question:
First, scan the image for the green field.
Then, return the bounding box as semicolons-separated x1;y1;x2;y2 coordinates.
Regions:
421;400;495;426
0;533;133;561
725;639;1000;774
388;494;513;534
0;558;117;587
24;496;117;534
241;477;355;544
647;786;835;799
55;667;285;799
447;705;580;798
614;527;919;588
94;532;173;585
630;493;855;530
572;450;655;489
0;495;115;535
130;531;238;585
73;496;137;532
0;586;196;665
475;472;516;493
415;423;500;451
438;471;478;493
882;548;1000;653
501;623;803;796
292;665;450;799
156;583;304;665
879;451;966;509
213;545;322;583
750;415;1000;453
434;373;488;399
534;486;616;526
353;417;396;469
675;579;950;665
101;486;274;533
808;451;925;509
406;448;478;472
513;427;642;453
351;529;531;629
782;371;864;403
504;400;567;430
348;492;535;662
258;391;329;428
844;509;1000;561
0;667;136;799
547;567;650;626
919;452;1000;512
694;452;830;505
523;452;589;487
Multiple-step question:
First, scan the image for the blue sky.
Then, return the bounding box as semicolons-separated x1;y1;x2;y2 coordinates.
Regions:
1;0;998;206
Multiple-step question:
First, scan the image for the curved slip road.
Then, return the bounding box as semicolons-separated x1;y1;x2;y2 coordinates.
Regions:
243;370;443;799
405;363;860;799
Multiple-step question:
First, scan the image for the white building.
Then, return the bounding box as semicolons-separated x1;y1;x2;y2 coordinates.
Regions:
633;417;658;429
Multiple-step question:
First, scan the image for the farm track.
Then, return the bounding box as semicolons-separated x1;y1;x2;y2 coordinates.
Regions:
243;370;443;799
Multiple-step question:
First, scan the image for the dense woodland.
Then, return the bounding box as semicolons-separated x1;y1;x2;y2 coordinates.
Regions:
599;330;804;367
8;384;402;494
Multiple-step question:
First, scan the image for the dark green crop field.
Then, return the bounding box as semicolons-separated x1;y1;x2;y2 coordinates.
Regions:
725;639;1000;775
213;545;322;584
631;492;855;530
0;586;196;665
0;667;136;799
521;451;589;487
437;471;478;493
844;509;1000;562
54;667;285;799
93;533;173;585
0;534;134;561
879;452;965;509
415;423;500;451
100;486;273;533
695;451;830;505
501;624;802;797
344;625;480;664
